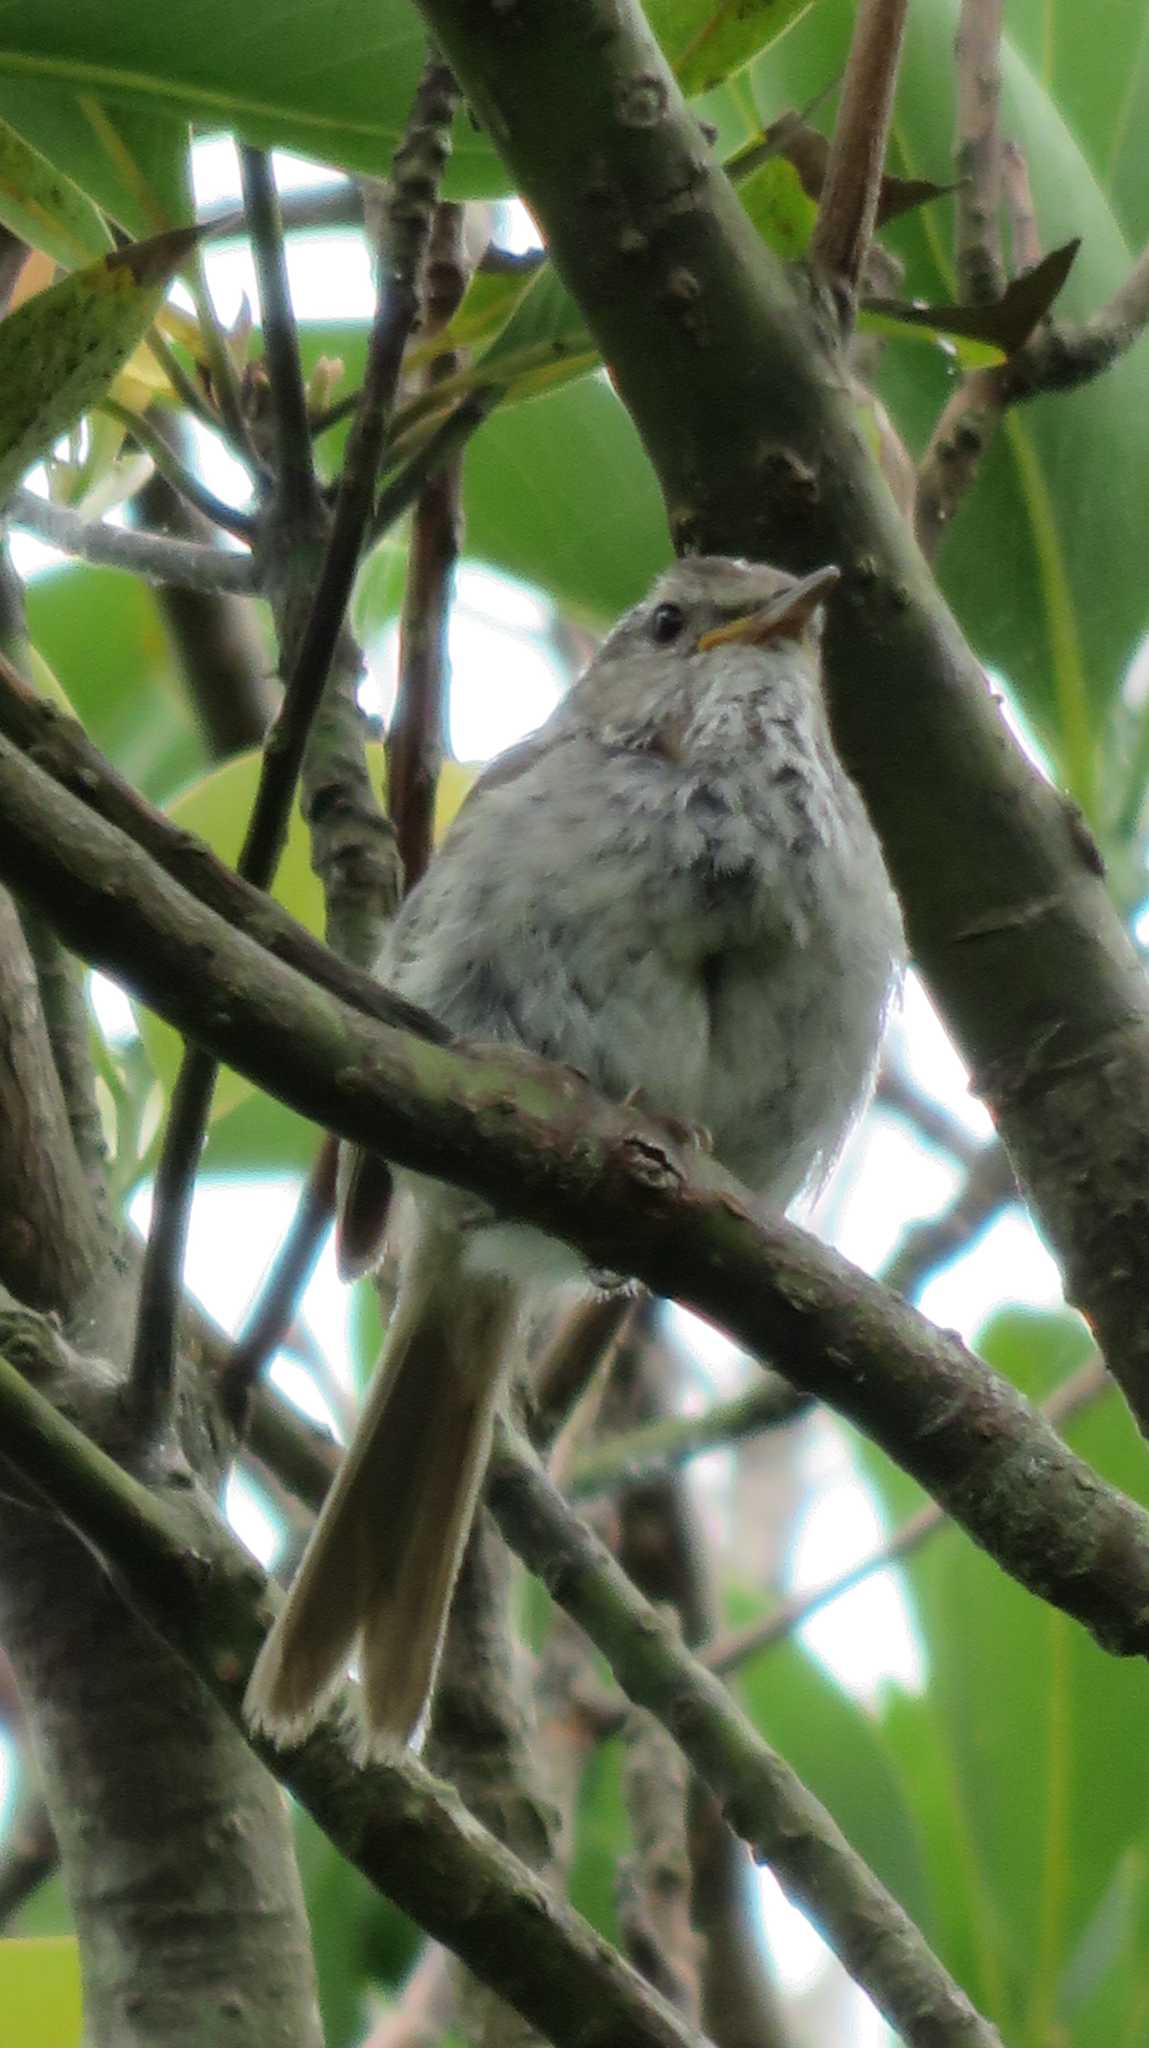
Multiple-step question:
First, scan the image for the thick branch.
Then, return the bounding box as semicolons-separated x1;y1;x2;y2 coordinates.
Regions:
0;1325;704;2048
8;487;255;595
809;0;910;304
7;735;1149;1668
0;651;444;1047
410;0;1149;1446
487;1427;1001;2048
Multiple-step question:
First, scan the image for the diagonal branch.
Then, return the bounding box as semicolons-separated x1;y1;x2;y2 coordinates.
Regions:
488;1424;1003;2048
405;0;1149;1446
0;650;446;1047
129;55;462;1439
702;1355;1111;1677
0;1319;706;2048
953;0;1006;306
808;0;910;308
7;731;1149;1671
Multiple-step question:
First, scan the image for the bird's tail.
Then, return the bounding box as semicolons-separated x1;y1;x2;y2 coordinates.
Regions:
245;1227;514;1750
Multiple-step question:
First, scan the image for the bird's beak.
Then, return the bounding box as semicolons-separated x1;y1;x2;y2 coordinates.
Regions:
696;565;841;652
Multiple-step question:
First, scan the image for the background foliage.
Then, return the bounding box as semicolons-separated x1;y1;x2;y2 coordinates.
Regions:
0;1;1148;2043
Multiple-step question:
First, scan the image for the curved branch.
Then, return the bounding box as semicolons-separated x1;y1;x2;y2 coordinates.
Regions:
0;1322;706;2048
409;0;1149;1449
5;734;1149;1670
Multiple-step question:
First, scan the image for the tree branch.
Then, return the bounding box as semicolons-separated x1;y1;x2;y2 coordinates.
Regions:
0;650;441;1047
570;1379;810;1500
0;892;105;1314
0;1321;706;2048
409;0;1149;1451
388;200;468;888
7;487;256;595
8;733;1149;1670
702;1354;1110;1676
225;1136;339;1426
487;1426;1002;2048
809;0;911;307
240;146;322;525
953;0;1006;306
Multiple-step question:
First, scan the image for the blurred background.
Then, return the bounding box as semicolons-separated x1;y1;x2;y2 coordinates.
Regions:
4;0;1149;2039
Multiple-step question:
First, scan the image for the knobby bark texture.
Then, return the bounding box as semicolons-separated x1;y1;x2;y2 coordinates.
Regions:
5;738;1149;1679
0;892;322;2047
410;0;1149;1446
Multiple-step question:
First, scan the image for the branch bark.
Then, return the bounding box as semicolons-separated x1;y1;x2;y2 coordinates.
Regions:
409;0;1149;1452
0;1316;706;2048
6;733;1149;1672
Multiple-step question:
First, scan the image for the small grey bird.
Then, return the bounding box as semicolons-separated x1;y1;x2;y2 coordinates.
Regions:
245;556;904;1751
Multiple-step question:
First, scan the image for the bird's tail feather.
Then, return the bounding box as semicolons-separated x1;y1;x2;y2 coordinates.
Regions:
245;1230;513;1750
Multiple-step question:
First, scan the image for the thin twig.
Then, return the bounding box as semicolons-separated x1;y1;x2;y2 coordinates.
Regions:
239;147;323;524
954;0;1006;306
570;1378;810;1499
808;0;911;308
7;487;256;595
533;1294;640;1452
881;1137;1016;1300
488;1425;1004;2048
128;56;462;1440
1002;242;1149;398
1002;140;1041;276
914;366;1003;560
17;908;110;1219
246;55;461;895
224;1137;340;1427
388;201;469;888
371;386;498;542
0;650;447;1046
188;257;262;473
144;323;223;436
702;1355;1110;1676
100;399;256;540
876;1059;988;1169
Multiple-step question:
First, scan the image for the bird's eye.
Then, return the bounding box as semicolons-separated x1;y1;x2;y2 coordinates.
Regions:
650;602;685;645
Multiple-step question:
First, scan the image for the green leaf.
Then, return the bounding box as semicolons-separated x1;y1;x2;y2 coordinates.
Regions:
0;0;506;199
0;115;110;264
0;1938;81;2048
1002;0;1149;249
737;153;818;261
0;85;191;235
0;225;202;501
463;374;670;627
651;0;818;97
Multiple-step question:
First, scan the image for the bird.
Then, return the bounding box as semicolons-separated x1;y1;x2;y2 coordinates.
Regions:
245;555;904;1752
